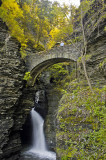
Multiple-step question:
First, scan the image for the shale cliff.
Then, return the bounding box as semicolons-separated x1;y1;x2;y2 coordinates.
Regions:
0;19;26;159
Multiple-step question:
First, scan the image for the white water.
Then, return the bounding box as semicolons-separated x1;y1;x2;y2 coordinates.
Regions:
25;108;56;160
35;91;40;103
31;108;47;151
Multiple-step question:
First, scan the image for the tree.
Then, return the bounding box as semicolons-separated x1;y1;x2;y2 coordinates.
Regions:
66;0;95;93
0;0;27;58
21;0;50;48
47;3;74;49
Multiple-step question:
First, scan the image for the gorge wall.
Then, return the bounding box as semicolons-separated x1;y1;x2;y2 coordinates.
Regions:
0;19;26;159
56;1;106;159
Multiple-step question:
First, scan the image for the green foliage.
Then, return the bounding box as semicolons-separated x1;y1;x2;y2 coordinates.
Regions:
47;63;69;84
104;26;106;31
23;72;32;82
99;58;106;68
56;80;106;159
37;62;75;95
80;0;94;14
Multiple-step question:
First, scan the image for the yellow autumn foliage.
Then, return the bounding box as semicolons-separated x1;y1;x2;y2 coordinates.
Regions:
0;0;75;53
0;0;27;58
47;27;60;49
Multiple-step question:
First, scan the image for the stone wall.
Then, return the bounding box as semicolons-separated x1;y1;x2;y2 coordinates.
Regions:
0;19;26;160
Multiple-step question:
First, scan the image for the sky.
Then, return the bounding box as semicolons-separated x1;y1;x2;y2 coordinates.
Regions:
50;0;80;7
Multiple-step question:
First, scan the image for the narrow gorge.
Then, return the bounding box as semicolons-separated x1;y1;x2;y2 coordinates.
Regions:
0;0;106;160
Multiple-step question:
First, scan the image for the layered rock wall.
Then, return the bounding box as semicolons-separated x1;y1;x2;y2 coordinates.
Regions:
77;0;106;85
0;19;26;160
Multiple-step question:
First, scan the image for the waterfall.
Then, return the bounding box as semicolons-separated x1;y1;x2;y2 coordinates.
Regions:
31;108;47;151
26;91;56;160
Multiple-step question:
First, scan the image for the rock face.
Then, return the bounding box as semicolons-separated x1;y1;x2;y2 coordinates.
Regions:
78;0;106;85
34;90;48;119
44;86;62;151
55;1;106;159
84;0;106;84
0;19;26;159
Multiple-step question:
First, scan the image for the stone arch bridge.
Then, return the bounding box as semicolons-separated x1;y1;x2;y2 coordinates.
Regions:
26;44;81;85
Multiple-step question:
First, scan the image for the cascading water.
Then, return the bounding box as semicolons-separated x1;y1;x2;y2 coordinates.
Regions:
28;108;56;159
30;108;47;151
21;91;56;160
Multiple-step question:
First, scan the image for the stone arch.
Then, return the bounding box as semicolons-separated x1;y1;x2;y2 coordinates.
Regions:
30;58;75;85
26;44;81;85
